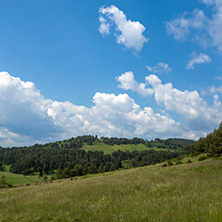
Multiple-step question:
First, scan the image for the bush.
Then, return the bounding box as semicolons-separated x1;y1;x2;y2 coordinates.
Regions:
43;175;48;181
50;175;56;181
162;163;167;167
198;155;208;161
186;159;192;164
176;156;184;161
176;161;183;165
167;160;173;166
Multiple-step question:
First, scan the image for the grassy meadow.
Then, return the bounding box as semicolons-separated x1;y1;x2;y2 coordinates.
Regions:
0;158;222;222
81;142;172;154
0;171;43;186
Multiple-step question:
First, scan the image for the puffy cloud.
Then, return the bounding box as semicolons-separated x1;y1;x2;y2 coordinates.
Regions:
0;72;62;141
186;52;211;69
2;71;221;147
117;71;222;132
99;5;148;51
0;127;32;147
166;1;222;50
116;71;153;97
0;71;181;147
146;62;172;74
98;16;110;35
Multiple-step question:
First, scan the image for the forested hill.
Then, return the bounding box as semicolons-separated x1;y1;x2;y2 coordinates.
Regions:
0;135;194;150
0;135;194;178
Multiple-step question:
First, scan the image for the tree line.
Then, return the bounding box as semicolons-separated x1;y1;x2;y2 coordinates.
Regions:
191;122;222;156
0;135;193;179
0;147;182;178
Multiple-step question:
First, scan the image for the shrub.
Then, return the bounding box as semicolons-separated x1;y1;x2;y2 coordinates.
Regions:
176;156;184;161
50;175;56;181
167;160;173;166
198;155;208;161
43;175;48;181
162;163;167;167
176;161;183;165
186;159;192;164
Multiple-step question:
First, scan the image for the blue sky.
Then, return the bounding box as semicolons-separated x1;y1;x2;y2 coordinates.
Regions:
0;0;222;146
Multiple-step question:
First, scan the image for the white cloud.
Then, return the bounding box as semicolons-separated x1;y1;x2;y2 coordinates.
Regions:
210;85;222;94
0;71;182;147
146;62;172;74
117;71;222;132
98;16;110;35
1;71;221;146
208;1;222;50
166;1;222;50
116;71;153;97
166;9;207;42
99;5;148;51
186;52;211;69
200;0;214;5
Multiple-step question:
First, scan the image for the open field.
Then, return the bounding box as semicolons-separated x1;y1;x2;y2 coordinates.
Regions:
0;158;221;222
0;172;43;186
81;142;173;154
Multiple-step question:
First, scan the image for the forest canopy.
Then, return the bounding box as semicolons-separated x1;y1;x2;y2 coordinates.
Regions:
0;135;193;178
191;122;222;156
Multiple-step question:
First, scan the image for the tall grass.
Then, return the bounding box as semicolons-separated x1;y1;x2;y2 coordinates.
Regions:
0;158;221;222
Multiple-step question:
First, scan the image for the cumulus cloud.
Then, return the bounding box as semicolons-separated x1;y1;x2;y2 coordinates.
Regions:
146;62;172;74
98;5;148;51
117;71;222;132
166;0;222;50
186;52;211;69
0;72;62;140
2;71;221;146
0;71;181;147
116;71;153;97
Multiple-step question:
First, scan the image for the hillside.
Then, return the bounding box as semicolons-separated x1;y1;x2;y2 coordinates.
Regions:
0;158;221;222
0;136;193;177
82;142;173;154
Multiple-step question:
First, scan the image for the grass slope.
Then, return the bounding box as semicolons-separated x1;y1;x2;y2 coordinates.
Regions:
82;142;172;154
0;172;43;186
0;158;222;222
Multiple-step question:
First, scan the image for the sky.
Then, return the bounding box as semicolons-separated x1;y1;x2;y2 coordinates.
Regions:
0;0;222;147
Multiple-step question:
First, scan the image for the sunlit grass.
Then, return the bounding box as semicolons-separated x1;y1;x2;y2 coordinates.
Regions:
0;172;43;186
3;165;10;172
0;158;221;221
82;142;173;154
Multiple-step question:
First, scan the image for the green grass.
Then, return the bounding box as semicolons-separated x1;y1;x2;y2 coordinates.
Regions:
3;165;10;172
82;142;172;154
0;172;43;186
0;158;221;221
